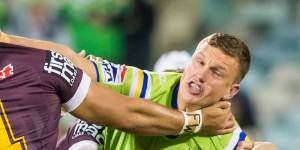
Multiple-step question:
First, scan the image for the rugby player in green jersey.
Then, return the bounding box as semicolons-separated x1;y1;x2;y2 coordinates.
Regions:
58;33;276;150
0;31;236;149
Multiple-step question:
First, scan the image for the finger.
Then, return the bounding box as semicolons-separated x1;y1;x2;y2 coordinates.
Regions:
237;141;254;150
236;147;250;150
86;54;97;59
222;107;232;115
215;126;235;135
222;119;235;129
214;101;231;109
226;111;234;121
95;56;103;62
253;142;277;150
78;50;86;57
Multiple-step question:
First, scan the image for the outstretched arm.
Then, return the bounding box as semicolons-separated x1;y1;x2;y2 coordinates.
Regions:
72;81;184;135
0;31;234;136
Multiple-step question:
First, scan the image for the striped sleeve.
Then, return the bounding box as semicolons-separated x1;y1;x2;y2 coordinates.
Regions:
224;127;251;150
128;69;152;99
90;59;152;99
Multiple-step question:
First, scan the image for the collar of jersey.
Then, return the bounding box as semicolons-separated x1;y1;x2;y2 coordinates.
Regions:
171;81;180;109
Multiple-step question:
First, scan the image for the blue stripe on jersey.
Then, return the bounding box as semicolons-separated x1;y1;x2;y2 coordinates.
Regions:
140;72;148;98
171;82;180;109
238;131;247;141
91;61;100;82
111;63;118;81
234;130;247;150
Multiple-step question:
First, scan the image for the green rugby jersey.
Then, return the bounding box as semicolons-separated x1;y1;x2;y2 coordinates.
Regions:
90;60;250;150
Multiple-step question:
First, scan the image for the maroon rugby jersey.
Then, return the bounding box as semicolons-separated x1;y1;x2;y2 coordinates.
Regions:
0;42;91;150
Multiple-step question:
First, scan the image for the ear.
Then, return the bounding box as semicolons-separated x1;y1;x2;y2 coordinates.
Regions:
223;83;240;100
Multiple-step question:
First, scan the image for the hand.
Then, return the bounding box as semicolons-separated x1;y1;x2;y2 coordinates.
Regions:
253;142;277;150
236;141;254;150
237;141;277;150
77;50;103;63
199;101;235;135
78;50;87;57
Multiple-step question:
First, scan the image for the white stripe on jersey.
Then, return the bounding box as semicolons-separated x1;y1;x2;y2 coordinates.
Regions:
129;68;139;97
69;140;98;150
63;72;91;112
224;127;242;150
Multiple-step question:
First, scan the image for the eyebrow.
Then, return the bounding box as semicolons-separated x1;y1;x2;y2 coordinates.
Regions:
212;65;227;72
196;52;229;73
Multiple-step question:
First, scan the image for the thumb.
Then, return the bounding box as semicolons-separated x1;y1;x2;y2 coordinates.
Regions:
78;50;86;57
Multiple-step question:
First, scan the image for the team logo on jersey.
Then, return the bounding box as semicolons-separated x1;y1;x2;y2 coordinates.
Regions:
72;120;105;145
101;60;127;85
43;51;77;86
0;64;13;80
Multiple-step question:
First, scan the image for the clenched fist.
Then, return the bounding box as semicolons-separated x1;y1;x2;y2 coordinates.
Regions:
199;101;235;135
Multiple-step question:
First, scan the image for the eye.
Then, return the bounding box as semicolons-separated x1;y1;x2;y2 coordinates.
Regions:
196;59;205;66
212;69;222;77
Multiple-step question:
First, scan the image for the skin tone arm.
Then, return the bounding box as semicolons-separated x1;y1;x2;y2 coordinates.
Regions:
0;31;234;135
73;81;184;135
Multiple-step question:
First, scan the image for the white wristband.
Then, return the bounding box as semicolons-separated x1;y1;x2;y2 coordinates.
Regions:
179;111;189;134
179;110;203;134
193;110;202;133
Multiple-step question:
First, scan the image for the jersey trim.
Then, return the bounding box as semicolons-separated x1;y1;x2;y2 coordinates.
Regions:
63;72;91;112
171;82;180;109
144;71;152;99
91;61;100;82
225;127;249;150
0;99;28;150
129;68;138;97
69;140;98;150
129;69;152;99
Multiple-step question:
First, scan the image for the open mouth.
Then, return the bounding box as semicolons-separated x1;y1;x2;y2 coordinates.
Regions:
188;81;203;95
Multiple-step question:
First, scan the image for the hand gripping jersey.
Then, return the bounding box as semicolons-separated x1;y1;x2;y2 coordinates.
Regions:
60;59;250;150
0;42;91;150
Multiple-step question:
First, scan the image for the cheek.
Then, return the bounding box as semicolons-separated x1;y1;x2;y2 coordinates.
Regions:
207;82;228;95
182;68;193;81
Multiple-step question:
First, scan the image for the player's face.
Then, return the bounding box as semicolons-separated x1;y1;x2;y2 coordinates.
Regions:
179;42;240;109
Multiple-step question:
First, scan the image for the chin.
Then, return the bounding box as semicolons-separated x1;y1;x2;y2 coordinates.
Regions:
182;93;201;105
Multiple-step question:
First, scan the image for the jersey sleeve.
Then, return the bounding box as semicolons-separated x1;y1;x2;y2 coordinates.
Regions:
223;126;251;150
41;50;91;112
90;59;153;99
210;125;251;150
56;119;105;150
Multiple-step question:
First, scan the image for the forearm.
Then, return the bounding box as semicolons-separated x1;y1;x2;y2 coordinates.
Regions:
123;97;184;135
72;82;184;136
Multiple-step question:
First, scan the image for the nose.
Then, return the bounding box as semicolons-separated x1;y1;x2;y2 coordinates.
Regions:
196;67;209;83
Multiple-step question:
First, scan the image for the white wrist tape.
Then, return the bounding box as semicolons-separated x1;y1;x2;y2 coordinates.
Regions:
179;110;202;134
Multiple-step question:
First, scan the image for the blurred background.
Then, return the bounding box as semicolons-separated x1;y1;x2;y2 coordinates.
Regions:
1;0;300;149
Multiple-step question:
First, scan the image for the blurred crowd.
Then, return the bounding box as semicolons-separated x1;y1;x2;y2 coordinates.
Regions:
1;0;300;149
